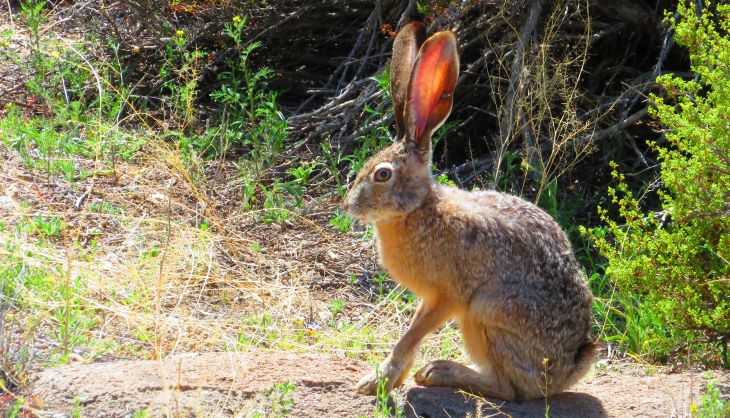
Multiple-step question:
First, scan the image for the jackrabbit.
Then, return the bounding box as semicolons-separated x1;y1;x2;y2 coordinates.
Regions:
343;22;596;400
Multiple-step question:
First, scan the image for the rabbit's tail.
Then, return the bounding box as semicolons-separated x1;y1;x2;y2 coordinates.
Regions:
562;339;600;390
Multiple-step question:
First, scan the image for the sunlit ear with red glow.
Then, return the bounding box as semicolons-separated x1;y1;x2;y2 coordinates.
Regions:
405;31;459;160
390;22;426;141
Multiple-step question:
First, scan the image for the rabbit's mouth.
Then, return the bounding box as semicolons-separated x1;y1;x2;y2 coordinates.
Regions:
345;202;404;225
343;200;366;221
343;199;381;223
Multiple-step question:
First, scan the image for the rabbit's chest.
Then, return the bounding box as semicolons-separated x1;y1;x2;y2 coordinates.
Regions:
374;221;451;301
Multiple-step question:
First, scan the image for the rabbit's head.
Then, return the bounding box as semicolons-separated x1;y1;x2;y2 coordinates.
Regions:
344;22;459;224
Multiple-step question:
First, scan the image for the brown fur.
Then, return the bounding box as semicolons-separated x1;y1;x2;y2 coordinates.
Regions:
344;23;595;401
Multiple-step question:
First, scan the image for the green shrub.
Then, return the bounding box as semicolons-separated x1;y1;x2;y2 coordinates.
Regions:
587;1;729;366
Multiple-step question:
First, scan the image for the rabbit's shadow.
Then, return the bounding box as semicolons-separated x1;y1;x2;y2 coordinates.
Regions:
398;386;607;418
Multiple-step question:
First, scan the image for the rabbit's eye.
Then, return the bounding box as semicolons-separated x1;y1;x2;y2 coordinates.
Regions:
374;166;392;182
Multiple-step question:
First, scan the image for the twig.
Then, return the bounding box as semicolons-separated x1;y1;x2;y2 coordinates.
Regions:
496;0;542;183
560;107;649;151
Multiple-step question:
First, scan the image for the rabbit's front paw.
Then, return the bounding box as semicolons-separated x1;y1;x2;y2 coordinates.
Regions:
354;362;405;395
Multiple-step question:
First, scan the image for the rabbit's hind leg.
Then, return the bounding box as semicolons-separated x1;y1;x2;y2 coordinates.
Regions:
414;359;516;400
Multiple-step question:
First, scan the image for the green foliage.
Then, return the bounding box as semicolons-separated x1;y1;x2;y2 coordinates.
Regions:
20;0;48;85
237;160;314;225
210;16;287;168
251;381;296;418
258;181;295;224
537;178;558;220
0;6;143;182
320;141;347;196
588;268;679;361
159;29;205;129
692;372;730;417
329;209;354;233
27;215;63;238
269;381;297;417
415;0;451;17
373;372;404;418
436;173;457;186
329;299;345;317
5;399;24;418
1;228;97;368
88;201;125;216
497;151;520;191
587;2;730;365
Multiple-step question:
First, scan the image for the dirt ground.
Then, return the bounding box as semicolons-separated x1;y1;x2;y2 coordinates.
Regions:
19;351;730;417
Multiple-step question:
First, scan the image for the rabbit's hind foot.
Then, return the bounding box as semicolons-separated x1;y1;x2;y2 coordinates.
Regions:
414;360;516;401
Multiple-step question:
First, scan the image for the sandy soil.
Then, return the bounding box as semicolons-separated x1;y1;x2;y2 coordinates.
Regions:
19;351;730;417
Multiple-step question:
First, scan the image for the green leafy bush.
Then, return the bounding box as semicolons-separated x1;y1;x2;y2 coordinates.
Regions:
587;1;729;365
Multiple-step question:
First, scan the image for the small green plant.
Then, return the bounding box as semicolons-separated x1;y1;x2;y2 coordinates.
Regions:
497;151;520;191
258;181;294;224
288;163;316;187
373;372;404;418
72;396;83;418
139;245;161;261
211;16;287;169
329;209;353;233
239;168;308;225
415;0;450;17
159;29;206;129
269;381;296;416
436;173;457;186
5;399;24;418
20;0;48;84
321;141;346;196
348;275;358;286
372;272;390;299
249;242;261;253
28;215;63;237
53;276;96;359
537;178;559;220
691;372;729;417
240;171;258;212
329;299;345;318
252;381;297;418
88;201;124;216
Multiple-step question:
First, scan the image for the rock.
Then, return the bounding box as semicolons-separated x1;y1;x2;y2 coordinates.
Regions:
23;352;729;417
25;352;372;417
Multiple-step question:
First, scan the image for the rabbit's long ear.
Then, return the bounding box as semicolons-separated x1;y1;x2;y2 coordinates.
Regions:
391;22;426;141
405;31;459;160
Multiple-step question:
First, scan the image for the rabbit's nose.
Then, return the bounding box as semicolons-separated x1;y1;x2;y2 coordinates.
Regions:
342;199;357;215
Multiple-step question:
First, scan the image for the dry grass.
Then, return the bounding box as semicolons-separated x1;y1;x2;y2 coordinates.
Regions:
0;135;466;387
487;0;614;198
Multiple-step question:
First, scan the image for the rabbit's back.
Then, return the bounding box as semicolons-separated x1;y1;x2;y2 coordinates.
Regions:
429;186;586;288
